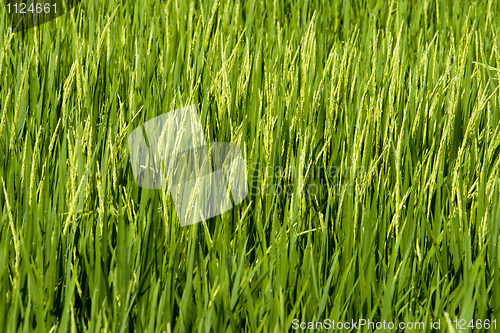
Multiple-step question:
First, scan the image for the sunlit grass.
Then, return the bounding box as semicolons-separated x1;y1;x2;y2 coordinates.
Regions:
1;0;500;331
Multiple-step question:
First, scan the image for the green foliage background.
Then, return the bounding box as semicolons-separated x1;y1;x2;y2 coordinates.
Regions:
1;0;500;331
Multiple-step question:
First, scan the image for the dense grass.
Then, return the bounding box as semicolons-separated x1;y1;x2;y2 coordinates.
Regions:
1;0;500;331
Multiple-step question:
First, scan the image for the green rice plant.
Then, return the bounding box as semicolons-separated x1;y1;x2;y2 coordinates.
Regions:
1;0;500;332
